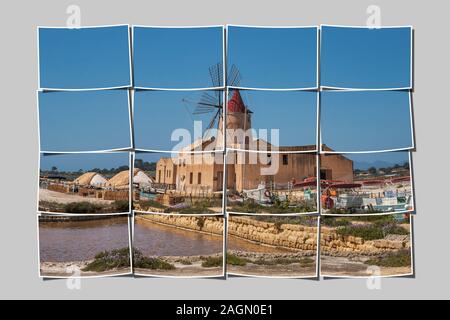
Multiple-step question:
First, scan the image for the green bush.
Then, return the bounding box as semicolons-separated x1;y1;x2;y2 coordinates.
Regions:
164;200;216;214
379;223;409;236
176;259;192;265
226;253;248;266
253;216;317;227
298;257;315;267
133;249;175;270
230;199;314;214
365;250;411;268
337;225;385;241
113;200;129;212
252;257;313;266
63;201;103;213
82;248;131;272
321;217;352;227
201;256;223;268
138;200;166;210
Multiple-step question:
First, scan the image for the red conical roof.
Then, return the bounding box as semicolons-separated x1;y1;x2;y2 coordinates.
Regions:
227;90;246;113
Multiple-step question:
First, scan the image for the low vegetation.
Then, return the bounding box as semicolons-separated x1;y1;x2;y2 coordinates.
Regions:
112;200;130;212
176;259;192;265
40;200;130;214
230;198;315;214
336;224;385;241
252;216;318;227
165;200;216;215
138;199;167;211
321;217;352;227
63;201;103;213
365;250;411;268
335;218;409;241
227;253;248;266
252;257;315;267
326;207;382;215
201;256;223;268
82;248;131;272
133;249;175;270
226;252;314;267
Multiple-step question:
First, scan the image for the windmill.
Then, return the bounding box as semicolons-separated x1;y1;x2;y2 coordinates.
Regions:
182;63;247;138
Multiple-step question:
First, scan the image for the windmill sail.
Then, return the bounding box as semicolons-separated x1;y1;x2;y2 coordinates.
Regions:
182;63;245;139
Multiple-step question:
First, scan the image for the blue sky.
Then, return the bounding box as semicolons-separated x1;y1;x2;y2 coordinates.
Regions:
133;27;223;88
39;26;131;89
228;26;317;88
40;152;129;172
134;90;222;151
321;91;413;153
238;90;317;147
134;90;317;151
321;26;412;89
39;90;131;152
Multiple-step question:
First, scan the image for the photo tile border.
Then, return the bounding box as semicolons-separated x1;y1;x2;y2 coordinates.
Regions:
133;150;226;217
36;24;416;280
37;212;134;279
133;90;226;154
132;25;226;91
37;24;133;91
318;90;415;154
37;151;134;216
224;87;319;153
319;24;414;91
319;214;415;279
318;151;415;217
226;25;320;91
225;150;320;217
226;213;320;279
132;211;226;279
37;89;134;154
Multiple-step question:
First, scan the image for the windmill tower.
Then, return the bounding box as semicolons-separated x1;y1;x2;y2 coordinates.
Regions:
183;63;252;150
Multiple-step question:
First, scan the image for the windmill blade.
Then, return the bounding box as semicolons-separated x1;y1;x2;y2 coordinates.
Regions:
199;92;219;105
193;109;215;115
228;64;242;87
208;62;224;88
192;91;223;114
206;108;221;131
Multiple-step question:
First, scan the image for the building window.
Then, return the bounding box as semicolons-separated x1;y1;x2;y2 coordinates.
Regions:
283;154;288;165
189;172;193;184
198;172;202;184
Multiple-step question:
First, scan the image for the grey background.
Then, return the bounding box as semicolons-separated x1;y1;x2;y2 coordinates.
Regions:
0;0;447;299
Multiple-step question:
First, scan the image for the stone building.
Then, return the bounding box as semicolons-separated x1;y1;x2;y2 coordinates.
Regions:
155;90;353;193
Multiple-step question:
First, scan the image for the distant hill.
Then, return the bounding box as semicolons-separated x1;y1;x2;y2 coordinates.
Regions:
354;160;405;170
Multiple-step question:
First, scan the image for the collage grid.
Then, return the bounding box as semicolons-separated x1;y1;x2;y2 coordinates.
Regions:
37;24;415;279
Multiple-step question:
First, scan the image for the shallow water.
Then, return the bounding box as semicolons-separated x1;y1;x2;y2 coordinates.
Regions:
39;217;130;262
134;218;296;256
134;219;223;257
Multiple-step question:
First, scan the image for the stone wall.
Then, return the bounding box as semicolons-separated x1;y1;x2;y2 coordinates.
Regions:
136;214;410;256
136;214;318;252
136;214;224;235
228;216;318;251
321;226;410;257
